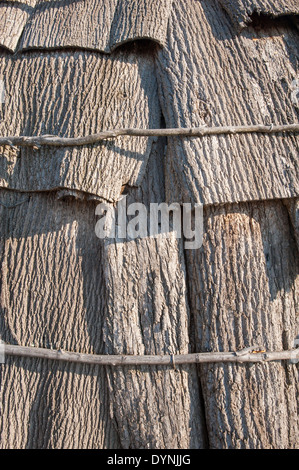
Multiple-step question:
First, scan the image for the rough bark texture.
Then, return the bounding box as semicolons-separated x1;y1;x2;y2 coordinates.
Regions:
219;0;299;30
284;197;299;250
0;189;119;448
0;140;207;449
19;0;119;53
0;0;298;449
3;0;37;5
157;0;299;205
0;3;32;52
18;0;172;52
110;0;174;50
0;49;160;201
100;140;206;448
186;200;299;448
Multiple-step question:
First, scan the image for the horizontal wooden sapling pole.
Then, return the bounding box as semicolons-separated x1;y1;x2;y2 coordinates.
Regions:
0;123;298;148
1;343;298;367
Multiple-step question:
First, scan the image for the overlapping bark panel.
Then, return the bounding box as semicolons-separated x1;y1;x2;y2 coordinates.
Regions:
0;189;119;448
0;2;33;51
19;0;173;52
156;0;299;206
110;0;174;50
0;49;160;201
219;0;299;30
2;0;37;5
19;0;118;53
185;200;299;448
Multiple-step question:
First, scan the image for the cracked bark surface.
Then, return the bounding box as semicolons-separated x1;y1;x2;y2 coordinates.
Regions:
0;0;298;449
185;200;299;448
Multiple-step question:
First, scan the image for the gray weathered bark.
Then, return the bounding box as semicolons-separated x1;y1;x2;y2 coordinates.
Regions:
186;200;299;448
0;49;160;202
156;0;299;206
0;0;298;449
0;140;207;449
0;189;118;448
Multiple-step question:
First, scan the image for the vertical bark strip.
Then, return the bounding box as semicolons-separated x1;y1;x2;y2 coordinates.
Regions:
185;200;299;448
101;139;207;448
0;190;120;448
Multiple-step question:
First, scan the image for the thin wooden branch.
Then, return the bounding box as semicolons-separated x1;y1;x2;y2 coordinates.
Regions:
0;123;298;148
1;344;298;366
